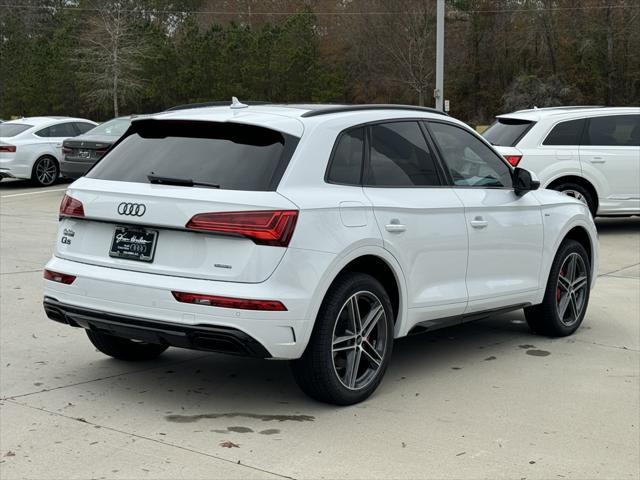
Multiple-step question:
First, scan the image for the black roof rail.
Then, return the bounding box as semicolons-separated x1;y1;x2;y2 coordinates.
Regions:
300;104;448;118
165;100;271;111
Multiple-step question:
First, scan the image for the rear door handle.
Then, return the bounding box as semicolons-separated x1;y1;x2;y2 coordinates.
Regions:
590;157;606;164
470;217;488;229
385;224;406;233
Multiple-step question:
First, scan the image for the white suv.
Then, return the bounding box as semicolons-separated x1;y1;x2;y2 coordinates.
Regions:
483;106;640;216
44;102;598;404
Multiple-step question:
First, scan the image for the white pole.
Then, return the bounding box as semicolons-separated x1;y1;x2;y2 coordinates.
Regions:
435;0;445;111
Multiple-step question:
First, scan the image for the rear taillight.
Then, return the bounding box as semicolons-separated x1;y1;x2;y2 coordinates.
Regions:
95;149;108;157
185;210;298;247
61;146;72;154
0;145;16;153
44;269;76;284
172;291;287;311
504;155;522;167
59;194;85;218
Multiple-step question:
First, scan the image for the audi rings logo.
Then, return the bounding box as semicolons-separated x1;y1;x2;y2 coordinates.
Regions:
117;202;146;217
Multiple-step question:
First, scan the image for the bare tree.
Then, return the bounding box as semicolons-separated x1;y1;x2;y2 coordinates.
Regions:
75;1;149;116
346;0;436;106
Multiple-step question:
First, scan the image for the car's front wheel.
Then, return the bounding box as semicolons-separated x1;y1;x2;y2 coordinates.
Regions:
524;239;591;337
86;330;168;361
291;273;394;405
32;156;59;187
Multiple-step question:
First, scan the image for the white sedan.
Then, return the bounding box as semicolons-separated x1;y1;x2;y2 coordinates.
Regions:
0;116;97;186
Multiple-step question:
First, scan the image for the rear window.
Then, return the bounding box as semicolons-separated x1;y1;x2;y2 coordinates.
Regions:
86;120;299;191
0;123;32;137
87;118;132;137
482;118;534;147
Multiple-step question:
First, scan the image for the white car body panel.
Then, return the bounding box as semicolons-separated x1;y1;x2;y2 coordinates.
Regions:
452;187;544;312
57;179;297;283
363;187;469;319
489;107;640;215
44;105;598;359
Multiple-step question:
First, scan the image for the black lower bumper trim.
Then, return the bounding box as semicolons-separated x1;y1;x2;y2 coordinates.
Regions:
43;296;271;358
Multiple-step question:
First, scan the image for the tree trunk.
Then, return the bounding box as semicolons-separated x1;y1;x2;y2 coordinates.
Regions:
540;10;557;75
113;9;120;117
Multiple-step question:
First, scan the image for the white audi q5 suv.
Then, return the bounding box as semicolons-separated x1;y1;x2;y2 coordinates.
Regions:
44;101;598;404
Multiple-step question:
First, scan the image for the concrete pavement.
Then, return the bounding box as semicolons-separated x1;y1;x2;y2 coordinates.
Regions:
1;180;638;479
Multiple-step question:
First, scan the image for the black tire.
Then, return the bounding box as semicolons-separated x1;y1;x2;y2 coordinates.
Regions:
524;239;591;337
31;156;59;187
291;272;394;405
86;330;168;361
551;182;597;216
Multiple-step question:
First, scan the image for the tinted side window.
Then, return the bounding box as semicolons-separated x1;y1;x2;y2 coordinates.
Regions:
327;128;364;185
365;121;441;187
36;123;78;138
543;119;585;145
584;115;640;146
74;122;96;134
428;121;513;188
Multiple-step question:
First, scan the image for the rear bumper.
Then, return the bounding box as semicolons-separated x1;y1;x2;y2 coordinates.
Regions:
0;166;30;179
0;154;32;179
43;249;336;359
44;296;271;358
60;159;94;179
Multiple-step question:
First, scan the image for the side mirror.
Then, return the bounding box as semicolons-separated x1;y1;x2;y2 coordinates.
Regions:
513;167;540;196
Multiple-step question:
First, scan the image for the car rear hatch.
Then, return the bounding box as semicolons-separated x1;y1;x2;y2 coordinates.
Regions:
55;117;301;283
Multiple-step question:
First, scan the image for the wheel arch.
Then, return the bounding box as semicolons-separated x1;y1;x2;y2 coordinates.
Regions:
546;219;599;293
546;175;599;214
305;246;408;341
563;225;594;269
340;255;400;326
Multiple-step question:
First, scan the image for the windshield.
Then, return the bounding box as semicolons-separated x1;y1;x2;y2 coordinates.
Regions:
87;120;299;191
86;118;132;137
482;118;535;147
0;123;33;137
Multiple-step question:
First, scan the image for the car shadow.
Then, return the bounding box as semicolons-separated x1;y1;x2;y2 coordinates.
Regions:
77;311;539;412
596;216;640;233
0;178;71;190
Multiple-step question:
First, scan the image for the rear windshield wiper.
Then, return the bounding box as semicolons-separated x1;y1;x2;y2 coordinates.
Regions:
147;174;220;189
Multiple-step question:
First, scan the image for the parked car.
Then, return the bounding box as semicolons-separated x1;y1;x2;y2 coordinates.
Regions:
0;117;97;186
61;116;136;179
482;106;640;216
43;102;597;405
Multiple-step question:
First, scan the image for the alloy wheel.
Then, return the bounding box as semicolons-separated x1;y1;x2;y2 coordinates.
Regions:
556;252;588;326
36;157;57;185
331;291;388;390
562;189;587;205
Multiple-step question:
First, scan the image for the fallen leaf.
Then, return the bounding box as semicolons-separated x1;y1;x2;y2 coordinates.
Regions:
219;441;240;448
4;451;15;457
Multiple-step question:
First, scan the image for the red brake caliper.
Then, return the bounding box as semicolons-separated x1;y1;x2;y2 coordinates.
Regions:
557;267;565;301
